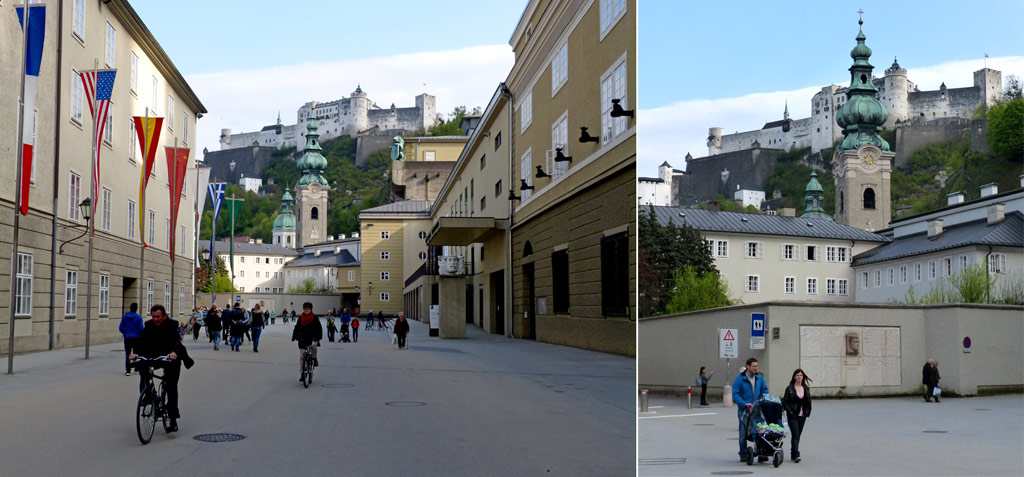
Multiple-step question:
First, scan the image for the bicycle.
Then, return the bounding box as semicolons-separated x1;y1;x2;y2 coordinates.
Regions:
378;319;392;332
132;356;173;444
300;346;314;388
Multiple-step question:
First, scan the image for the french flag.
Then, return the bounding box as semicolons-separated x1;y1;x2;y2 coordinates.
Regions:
17;3;46;216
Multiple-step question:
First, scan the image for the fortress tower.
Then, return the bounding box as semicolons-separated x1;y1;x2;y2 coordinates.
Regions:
974;68;1003;109
349;85;371;133
881;58;909;127
832;14;893;232
294;117;330;247
707;127;723;156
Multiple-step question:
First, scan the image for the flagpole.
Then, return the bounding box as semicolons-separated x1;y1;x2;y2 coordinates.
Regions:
139;108;149;314
193;159;200;311
230;192;237;299
84;58;98;359
8;0;32;374
211;186;217;307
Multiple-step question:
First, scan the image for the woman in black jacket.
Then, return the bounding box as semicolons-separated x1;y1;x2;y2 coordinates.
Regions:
782;369;812;463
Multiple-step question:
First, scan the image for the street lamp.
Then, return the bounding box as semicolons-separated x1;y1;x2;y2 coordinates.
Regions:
82;195;96;359
58;198;93;254
201;248;214;307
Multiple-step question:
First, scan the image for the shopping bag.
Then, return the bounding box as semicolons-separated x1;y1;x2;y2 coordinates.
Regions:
932;387;941;396
392;334;397;344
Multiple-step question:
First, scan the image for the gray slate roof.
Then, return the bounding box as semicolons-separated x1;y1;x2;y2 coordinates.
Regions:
359;200;430;215
852;212;1024;266
200;241;300;256
645;205;890;242
284;249;359;268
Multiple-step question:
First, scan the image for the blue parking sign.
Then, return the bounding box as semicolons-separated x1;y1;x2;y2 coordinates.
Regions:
751;313;765;337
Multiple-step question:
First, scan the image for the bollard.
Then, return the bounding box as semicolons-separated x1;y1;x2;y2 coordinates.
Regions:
640;389;649;412
687;386;692;410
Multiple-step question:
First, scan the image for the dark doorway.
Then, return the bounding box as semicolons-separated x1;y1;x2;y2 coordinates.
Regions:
121;277;137;318
465;285;474;324
523;262;536;340
490;270;504;335
431;283;439;305
478;288;484;329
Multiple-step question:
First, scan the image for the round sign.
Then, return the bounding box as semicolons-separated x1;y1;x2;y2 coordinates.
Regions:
963;336;972;349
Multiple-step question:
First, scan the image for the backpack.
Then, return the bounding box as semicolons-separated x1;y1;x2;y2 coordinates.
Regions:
696;376;703;386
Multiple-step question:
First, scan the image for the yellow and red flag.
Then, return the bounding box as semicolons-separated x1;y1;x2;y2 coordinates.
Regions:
165;147;190;262
133;116;163;246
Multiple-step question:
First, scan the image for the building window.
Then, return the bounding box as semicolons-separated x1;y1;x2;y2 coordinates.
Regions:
520;91;532;133
860;272;868;290
805;245;818;261
826;278;837;295
183;113;189;145
165;219;171;250
943;258;952;277
519;149;532;200
419;251;427;260
551;41;568;95
424;151;436;162
129;120;137;162
145;280;153;315
239;271;244;278
550;112;569;177
128;200;136;239
381;272;389;281
480;196;486;211
838;247;849;262
178;285;184;314
148;210;155;244
888;268;894;286
494;131;502;150
65;270;78;316
874;270;881;287
929;261;937;280
715;240;729;258
167;96;174;130
254;287;260;293
101;188;112;231
552;249;569;314
745;275;760;293
240;256;245;263
989;254;1007;274
495;180;502;197
69;172;82;221
900;265;908;284
914;263;922;281
838;279;849;296
864;188;876;209
348;270;355;281
480;154;486;170
180;226;186;254
130;52;138;93
827;246;836;262
104;110;113;144
784;276;795;294
807;278;818;295
381;231;390;240
311;207;318;219
600;56;629;143
105;23;116;67
959;255;969;271
99;274;110;316
164;283;171;310
745;242;762;259
72;0;85;39
15;253;33;316
601;232;628;316
418;231;427;240
782;244;795;260
381;251;389;260
380;292;390;302
600;0;627;37
71;69;84;124
152;76;158;112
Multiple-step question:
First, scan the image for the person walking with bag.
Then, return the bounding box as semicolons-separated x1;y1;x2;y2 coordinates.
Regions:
351;315;360;342
206;306;222;350
188;314;201;342
250;304;265;352
118;303;144;376
782;369;812;463
340;308;352;343
393;312;410;350
697;366;715;406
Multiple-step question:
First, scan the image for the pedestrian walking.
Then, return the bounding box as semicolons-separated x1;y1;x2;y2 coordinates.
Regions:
221;305;233;343
118;303;144;376
229;303;246;351
393;312;410;350
697;366;715;406
270;310;276;325
366;310;375;330
250;304;265;352
924;359;941;402
732;357;769;463
340;308;351;343
206;306;223;350
351;315;360;342
188;314;201;342
326;316;337;342
782;369;812;463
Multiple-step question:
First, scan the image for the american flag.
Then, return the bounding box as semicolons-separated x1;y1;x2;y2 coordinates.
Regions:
80;69;117;220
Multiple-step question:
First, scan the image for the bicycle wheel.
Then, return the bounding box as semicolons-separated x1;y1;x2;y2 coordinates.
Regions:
304;355;313;388
136;385;157;444
158;382;172;433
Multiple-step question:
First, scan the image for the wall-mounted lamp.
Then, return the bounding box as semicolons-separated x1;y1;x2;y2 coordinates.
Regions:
554;147;572;163
483;132;490;137
579;126;599;143
610;98;634;118
520;179;534;191
535;165;551;179
508;190;521;201
58;198;92;254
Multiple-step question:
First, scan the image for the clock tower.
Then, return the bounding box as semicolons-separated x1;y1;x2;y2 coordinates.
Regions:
832;13;892;232
295;116;330;247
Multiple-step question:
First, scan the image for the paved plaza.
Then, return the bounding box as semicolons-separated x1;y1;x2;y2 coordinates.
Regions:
639;393;1024;476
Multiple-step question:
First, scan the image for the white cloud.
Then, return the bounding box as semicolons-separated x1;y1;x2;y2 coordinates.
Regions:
188;44;515;155
638;56;1024;177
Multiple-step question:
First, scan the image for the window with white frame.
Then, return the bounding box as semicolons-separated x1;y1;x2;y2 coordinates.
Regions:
826;278;837;295
65;269;78;316
165;219;170;250
151;76;158;112
838;247;849;262
105;23;116;67
419;252;427;260
179;285;185;315
148;210;155;244
167;96;174;130
128;119;137;162
914;263;922;282
887;268;894;286
99;274;110;316
69;172;81;221
72;0;85;39
380;292;390;302
15;253;33;316
380;251;389;260
600;0;627;37
900;265;907;284
100;188;111;231
348;270;355;281
600;56;628;143
240;256;245;263
104;110;113;144
959;255;969;271
128;200;136;239
826;246;836;262
519;149;532;200
183;113;189;145
860;272;868;289
180;226;186;254
130;51;138;93
805;245;819;261
144;281;151;313
943;257;952;277
807;277;818;295
838;279;849;296
784;276;795;294
715;240;729;258
782;244;796;260
520;91;532;133
551;41;568;95
745;242;762;259
255;271;260;279
929;260;937;280
550;112;569;177
381;231;390;240
239;271;244;278
874;270;881;287
71;69;84;123
164;283;171;309
989;254;1007;274
745;275;759;293
380;272;389;280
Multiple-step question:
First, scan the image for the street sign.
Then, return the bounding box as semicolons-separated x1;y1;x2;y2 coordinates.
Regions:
963;336;972;353
719;328;738;359
750;313;765;349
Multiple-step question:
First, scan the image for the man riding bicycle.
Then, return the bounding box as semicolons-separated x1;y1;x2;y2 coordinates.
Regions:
129;305;193;432
291;302;323;381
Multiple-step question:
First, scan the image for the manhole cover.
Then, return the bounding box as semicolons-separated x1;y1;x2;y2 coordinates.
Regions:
194;433;245;442
321;383;355;388
694;423;714;426
710;472;754;476
385;401;426;407
727;437;739;440
638;458;687;466
973;408;991;411
922;430;948;433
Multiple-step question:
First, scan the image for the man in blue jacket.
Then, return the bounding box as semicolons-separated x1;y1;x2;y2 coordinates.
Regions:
732;357;769;462
118;303;144;376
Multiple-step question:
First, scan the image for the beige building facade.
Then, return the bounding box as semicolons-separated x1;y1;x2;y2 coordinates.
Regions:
1;0;206;355
358;201;430;315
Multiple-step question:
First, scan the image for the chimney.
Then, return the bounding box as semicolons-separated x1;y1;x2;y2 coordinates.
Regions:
780;207;796;217
248;239;255;244
927;219;943;238
988;203;1005;224
334;246;341;255
255;238;263;244
353;232;360;238
980;183;998;197
946;192;965;205
327;235;334;241
314;249;321;257
340;233;347;239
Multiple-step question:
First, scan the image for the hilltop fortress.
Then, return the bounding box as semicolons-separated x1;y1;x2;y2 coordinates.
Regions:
219;85;438;152
707;63;1003;156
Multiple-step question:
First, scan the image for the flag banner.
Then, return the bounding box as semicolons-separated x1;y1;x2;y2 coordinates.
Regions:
133;116;163;245
196;166;211;229
165;147;190;262
80;68;116;220
208;182;226;269
225;198;244;280
16;3;46;215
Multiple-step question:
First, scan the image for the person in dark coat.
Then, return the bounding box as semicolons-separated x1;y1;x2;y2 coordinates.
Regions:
698;366;715;406
326;316;337;342
340;308;351;342
250;305;265;352
129;305;194;432
923;359;940;402
782;369;813;463
291;302;323;379
393;312;410;350
229;304;246;351
206;306;222;350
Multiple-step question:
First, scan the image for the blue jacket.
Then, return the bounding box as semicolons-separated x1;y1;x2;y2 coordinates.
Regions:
732;371;769;408
118;312;144;338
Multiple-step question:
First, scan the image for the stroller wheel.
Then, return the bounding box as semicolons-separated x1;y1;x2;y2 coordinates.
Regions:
773;451;783;468
746;447;754;465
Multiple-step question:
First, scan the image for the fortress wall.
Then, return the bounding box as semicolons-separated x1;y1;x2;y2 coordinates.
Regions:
673;148;783;205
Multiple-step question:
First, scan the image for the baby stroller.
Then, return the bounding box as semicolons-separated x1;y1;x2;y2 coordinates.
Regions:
743;394;787;467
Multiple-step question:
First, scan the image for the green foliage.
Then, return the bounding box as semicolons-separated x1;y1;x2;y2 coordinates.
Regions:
763;147;834;215
663;266;738;314
638;208;720;317
204;274;236;294
902;264;1007;304
287;278;334;295
986;97;1023;163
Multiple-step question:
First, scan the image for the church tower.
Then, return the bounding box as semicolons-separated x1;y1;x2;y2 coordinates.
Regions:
832;13;893;232
294;117;330;247
272;186;297;249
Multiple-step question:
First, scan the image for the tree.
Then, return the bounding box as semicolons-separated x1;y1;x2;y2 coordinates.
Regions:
639;207;719;316
663;266;737;314
986;97;1023;163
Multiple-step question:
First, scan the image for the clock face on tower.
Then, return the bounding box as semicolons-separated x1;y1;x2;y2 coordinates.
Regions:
859;148;880;170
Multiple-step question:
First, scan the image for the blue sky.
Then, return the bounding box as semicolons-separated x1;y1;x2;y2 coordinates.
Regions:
133;1;525;155
638;0;1024;176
